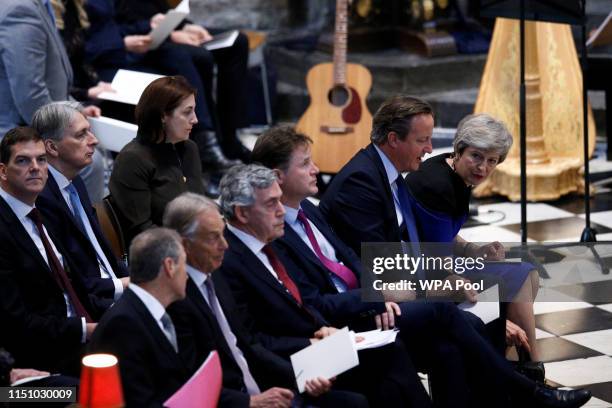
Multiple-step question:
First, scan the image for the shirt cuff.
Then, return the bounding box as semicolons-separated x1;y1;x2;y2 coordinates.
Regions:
81;317;87;343
112;278;124;301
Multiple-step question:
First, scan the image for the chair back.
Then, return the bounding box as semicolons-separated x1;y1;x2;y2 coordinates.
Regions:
93;196;128;264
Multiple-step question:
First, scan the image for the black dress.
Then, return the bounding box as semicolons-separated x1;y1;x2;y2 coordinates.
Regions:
109;138;206;243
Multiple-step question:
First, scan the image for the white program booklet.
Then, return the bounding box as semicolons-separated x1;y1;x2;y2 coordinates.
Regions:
89;116;137;152
290;327;359;393
203;30;239;51
97;69;163;105
149;0;190;50
351;328;399;351
458;284;500;324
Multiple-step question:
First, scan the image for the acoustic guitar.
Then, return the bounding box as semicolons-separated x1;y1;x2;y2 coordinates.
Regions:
296;0;373;174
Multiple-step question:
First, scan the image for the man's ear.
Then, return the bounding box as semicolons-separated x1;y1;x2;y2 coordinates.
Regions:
234;206;249;225
0;163;7;182
273;168;285;185
44;139;60;158
162;257;176;278
387;131;399;148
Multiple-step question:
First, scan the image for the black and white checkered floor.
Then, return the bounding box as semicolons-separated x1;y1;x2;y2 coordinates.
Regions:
459;174;612;406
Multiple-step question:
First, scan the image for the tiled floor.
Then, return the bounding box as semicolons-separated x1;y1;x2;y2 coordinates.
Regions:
459;184;612;406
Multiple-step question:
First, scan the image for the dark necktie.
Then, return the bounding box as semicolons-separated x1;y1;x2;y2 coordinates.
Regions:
27;208;92;322
394;176;425;281
296;209;358;290
261;245;302;305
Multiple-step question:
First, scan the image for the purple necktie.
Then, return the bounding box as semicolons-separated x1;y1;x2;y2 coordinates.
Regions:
297;209;359;290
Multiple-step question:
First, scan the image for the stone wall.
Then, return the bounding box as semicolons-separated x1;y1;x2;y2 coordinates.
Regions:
189;0;332;31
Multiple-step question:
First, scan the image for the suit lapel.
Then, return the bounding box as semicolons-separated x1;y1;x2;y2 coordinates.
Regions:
364;144;401;239
185;279;236;361
0;197;55;276
124;290;185;365
226;230;304;309
45;174;86;237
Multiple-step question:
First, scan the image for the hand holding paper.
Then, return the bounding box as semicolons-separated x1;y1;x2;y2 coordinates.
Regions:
291;327;359;393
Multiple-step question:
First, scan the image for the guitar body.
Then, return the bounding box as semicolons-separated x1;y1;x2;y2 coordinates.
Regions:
296;62;373;173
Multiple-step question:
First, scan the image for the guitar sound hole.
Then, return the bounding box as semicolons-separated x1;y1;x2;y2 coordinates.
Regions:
328;85;350;107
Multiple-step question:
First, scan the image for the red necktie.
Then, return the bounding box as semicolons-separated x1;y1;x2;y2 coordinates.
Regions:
297;209;359;290
262;244;302;305
27;208;93;322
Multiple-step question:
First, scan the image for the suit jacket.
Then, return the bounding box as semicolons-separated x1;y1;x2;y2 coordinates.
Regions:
218;229;329;358
0;196;98;375
89;288;195;408
319;143;404;256
275;200;384;327
37;173;128;302
0;0;73;136
169;276;294;407
84;0;151;68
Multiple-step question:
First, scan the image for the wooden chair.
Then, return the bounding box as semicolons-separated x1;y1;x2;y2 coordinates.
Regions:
93;196;128;264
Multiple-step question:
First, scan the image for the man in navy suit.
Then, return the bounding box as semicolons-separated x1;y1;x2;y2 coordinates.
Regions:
0;127;99;376
33;102;129;305
89;228;194;407
163;192;367;407
218;164;434;407
319;95;434;257
249;126;592;408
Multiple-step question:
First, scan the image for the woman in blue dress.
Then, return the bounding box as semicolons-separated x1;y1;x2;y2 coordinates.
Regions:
405;113;541;360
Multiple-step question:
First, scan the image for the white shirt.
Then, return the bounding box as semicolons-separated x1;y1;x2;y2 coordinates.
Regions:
373;144;404;227
226;224;281;282
186;265;260;395
48;165;123;300
0;186;86;342
283;205;347;292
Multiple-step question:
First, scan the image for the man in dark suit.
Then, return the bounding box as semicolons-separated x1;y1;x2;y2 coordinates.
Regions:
33;102;129;305
249;126;592;408
218;164;436;407
163;192;367;407
89;228;194;407
0;127;99;376
319;95;434;257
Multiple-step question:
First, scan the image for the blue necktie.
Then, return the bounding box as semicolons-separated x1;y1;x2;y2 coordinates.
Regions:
66;184;87;235
395;175;425;282
66;183;113;278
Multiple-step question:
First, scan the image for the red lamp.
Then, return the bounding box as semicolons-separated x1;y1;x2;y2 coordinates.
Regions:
79;354;124;408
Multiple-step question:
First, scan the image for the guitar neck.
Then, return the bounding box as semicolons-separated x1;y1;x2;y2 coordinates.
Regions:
333;0;348;86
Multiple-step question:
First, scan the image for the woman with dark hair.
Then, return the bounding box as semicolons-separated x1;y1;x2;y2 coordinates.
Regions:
405;113;541;361
109;76;206;243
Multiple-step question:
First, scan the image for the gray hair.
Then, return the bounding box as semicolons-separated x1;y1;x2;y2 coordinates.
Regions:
453;114;513;163
163;192;220;239
31;101;85;141
129;228;183;284
219;164;277;221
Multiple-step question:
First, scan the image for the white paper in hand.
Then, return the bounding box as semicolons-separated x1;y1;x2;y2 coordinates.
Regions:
459;284;500;324
352;328;399;351
290;327;359;393
149;0;190;50
98;69;163;105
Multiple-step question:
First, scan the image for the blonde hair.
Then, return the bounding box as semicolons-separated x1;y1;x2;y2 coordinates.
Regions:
50;0;90;30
